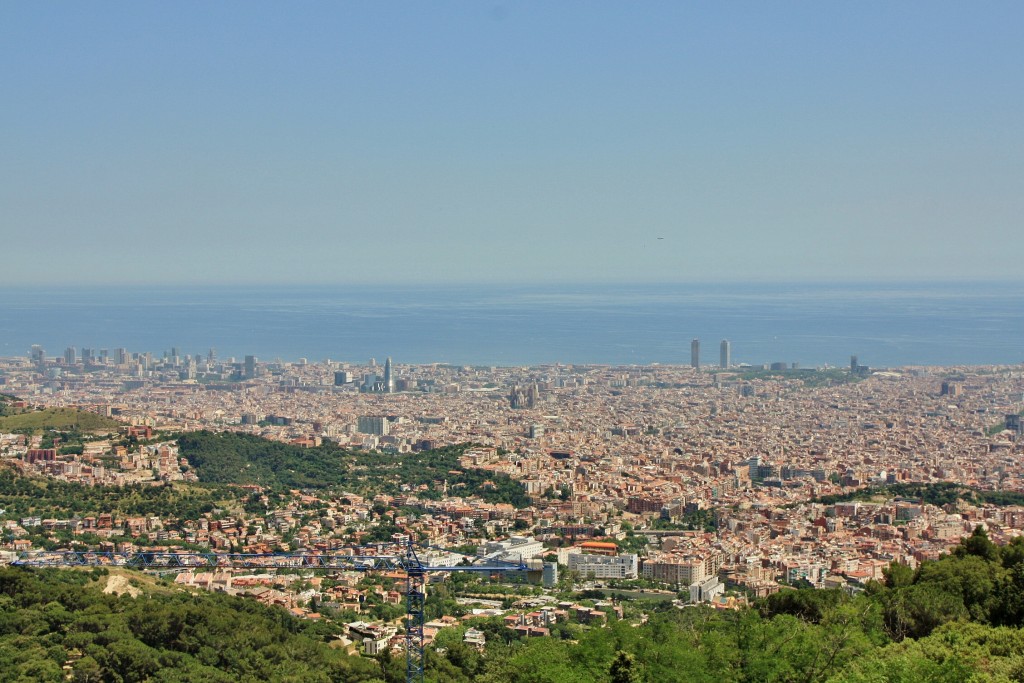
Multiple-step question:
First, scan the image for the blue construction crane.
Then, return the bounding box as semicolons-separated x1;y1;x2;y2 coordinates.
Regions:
14;538;529;683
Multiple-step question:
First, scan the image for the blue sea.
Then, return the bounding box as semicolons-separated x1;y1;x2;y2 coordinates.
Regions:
0;283;1022;368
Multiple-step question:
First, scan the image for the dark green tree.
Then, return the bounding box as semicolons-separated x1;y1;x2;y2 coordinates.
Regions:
609;650;641;683
955;525;999;563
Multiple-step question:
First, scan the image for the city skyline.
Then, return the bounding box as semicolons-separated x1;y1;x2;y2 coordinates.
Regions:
3;280;1022;367
2;3;1023;286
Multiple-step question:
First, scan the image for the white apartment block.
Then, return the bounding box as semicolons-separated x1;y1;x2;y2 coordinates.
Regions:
568;552;638;580
479;535;546;562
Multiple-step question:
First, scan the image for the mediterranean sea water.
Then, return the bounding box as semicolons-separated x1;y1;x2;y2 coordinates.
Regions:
1;282;1022;368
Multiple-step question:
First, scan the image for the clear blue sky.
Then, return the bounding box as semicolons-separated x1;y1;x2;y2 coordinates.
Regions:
2;2;1021;285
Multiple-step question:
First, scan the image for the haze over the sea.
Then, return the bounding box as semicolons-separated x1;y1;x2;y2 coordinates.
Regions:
3;282;1022;368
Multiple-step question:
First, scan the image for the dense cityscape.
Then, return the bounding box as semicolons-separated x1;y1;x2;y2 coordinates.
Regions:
2;342;1023;679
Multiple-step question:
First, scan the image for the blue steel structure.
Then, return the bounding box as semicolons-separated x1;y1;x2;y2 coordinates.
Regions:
14;539;527;683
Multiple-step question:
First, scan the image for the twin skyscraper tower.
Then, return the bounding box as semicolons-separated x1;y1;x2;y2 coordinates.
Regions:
691;339;731;369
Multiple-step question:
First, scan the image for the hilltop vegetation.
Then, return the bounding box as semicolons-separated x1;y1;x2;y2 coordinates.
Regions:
804;481;1024;508
177;431;348;489
0;394;19;417
0;467;246;521
0;566;383;682
0;429;530;525
177;431;530;506
0;407;120;433
5;529;1024;682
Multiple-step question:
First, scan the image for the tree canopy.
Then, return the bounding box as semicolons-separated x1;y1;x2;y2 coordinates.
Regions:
430;527;1024;682
0;566;382;682
178;432;530;506
4;528;1024;681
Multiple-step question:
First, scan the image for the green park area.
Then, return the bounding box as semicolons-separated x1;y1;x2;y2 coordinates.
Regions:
0;406;120;434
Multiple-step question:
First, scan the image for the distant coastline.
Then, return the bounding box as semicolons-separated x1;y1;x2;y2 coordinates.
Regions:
2;281;1022;368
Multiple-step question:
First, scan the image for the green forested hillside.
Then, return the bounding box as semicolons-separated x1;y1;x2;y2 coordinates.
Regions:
805;481;1024;508
177;431;529;506
177;431;346;488
0;468;241;520
0;395;18;416
0;567;383;682
5;529;1024;681
433;528;1024;682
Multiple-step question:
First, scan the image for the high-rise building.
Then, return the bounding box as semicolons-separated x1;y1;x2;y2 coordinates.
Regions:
244;355;257;379
361;373;381;392
543;562;558;588
357;415;390;436
30;345;46;371
384;357;394;393
691;339;700;369
850;355;869;376
1006;414;1023;435
720;339;730;369
63;347;76;366
115;348;128;365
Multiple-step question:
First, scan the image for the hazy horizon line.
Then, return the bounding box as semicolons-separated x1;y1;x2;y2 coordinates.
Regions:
5;277;1024;290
